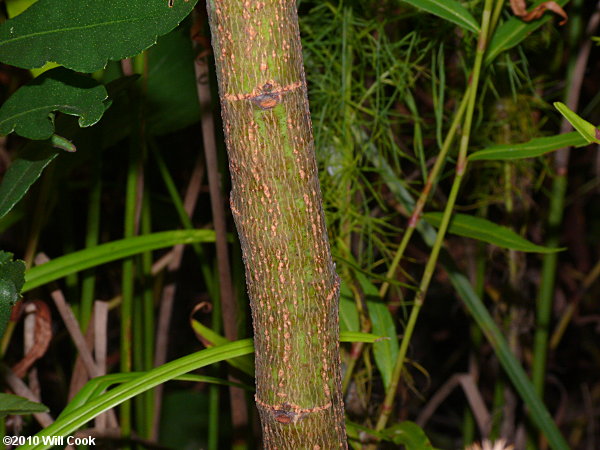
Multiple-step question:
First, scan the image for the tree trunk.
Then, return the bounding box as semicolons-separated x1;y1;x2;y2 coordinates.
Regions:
206;0;347;448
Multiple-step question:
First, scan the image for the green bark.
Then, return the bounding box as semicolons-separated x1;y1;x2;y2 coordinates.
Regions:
206;0;347;448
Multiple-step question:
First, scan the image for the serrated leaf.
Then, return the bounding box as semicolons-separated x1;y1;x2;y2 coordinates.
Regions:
554;102;600;144
382;421;438;448
0;67;108;140
0;0;198;73
400;0;480;33
0;393;48;417
469;131;589;161
485;0;569;65
0;251;26;339
423;212;562;253
358;273;398;389
146;26;200;135
0;142;58;220
339;280;359;333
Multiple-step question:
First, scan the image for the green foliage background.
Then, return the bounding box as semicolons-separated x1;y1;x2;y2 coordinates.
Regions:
0;0;598;449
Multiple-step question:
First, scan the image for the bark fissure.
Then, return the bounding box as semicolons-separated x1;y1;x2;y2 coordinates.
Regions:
207;0;347;447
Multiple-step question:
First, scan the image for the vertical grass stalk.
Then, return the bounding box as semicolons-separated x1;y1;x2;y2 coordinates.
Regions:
374;0;495;433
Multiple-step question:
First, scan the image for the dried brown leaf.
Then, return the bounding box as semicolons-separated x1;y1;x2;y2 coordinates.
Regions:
11;301;52;377
510;0;568;25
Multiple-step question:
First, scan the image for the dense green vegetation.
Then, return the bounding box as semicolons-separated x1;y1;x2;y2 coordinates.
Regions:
0;0;598;448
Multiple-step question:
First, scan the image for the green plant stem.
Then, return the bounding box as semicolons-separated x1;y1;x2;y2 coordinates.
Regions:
120;98;144;439
532;0;591;401
379;87;469;299
140;193;155;438
80;145;102;331
150;142;217;298
533;174;566;395
489;0;506;39
23;166;54;269
374;0;494;433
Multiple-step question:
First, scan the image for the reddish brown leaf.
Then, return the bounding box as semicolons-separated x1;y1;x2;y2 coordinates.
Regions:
12;301;52;378
510;0;568;25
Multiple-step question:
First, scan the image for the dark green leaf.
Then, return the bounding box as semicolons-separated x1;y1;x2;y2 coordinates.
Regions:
485;0;569;65
0;0;198;73
554;102;600;144
0;67;108;140
146;26;201;135
469;132;588;161
359;273;398;389
0;393;49;417
0;143;58;220
382;421;437;448
423;212;562;253
0;251;26;339
400;0;480;33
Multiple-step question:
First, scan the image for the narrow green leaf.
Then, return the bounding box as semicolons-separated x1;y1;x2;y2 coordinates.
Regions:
61;372;252;419
340;331;384;344
0;0;198;73
358;273;398;390
19;340;255;450
339;280;359;333
23;230;217;292
382;421;438;448
443;256;569;450
0;393;48;417
191;310;381;376
400;0;480;33
0;143;58;220
0;68;108;140
485;0;569;65
190;319;255;376
469;131;588;161
22;331;382;449
0;251;26;339
388;174;568;448
423;212;562;253
554;102;600;144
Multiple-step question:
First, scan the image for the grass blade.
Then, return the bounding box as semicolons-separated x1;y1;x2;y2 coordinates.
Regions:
443;257;569;450
400;0;480;33
554;102;600;144
423;212;562;253
358;273;398;390
23;230;216;292
18;340;254;450
468;131;588;161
